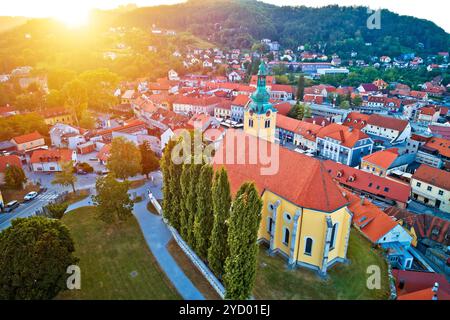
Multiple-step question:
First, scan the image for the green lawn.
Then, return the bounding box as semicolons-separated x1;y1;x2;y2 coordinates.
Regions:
57;207;180;300
254;229;390;300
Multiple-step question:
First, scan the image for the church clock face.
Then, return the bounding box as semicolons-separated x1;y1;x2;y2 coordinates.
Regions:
249;109;254;116
266;110;271;117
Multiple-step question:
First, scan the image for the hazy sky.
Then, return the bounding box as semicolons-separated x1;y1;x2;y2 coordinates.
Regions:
1;0;449;32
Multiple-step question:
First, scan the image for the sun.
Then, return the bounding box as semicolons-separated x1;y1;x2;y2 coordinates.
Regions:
53;6;90;28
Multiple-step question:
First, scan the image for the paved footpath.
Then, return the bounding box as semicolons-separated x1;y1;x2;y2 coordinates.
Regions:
66;173;205;300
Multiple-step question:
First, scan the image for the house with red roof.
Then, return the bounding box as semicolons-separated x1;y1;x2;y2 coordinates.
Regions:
10;131;46;152
346;192;413;269
30;148;76;172
231;94;251;123
393;270;450;300
172;95;221;115
416;136;450;169
362;114;411;145
361;148;415;177
270;84;295;101
316;123;373;166
0;155;22;184
303;94;324;104
411;164;450;213
272;102;292;116
293;121;323;152
417;105;441;124
214;100;232;119
324;160;411;208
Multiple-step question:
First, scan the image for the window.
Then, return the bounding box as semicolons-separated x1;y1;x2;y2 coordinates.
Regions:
264;119;271;128
304;238;313;256
283;212;292;224
438;190;444;196
248;119;254;127
427;186;432;192
267;217;273;234
283;228;290;246
384;187;390;192
330;223;338;250
416;182;421;187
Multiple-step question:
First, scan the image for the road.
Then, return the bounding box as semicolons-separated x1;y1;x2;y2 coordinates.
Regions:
0;189;61;231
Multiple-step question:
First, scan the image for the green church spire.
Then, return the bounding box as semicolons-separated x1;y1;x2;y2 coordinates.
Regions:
248;61;276;114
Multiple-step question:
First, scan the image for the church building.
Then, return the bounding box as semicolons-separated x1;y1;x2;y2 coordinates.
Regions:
213;62;353;276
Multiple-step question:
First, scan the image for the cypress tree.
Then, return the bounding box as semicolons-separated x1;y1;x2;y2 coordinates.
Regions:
161;139;176;225
207;168;232;278
180;161;192;240
193;164;214;260
186;161;202;247
224;182;263;300
296;74;305;102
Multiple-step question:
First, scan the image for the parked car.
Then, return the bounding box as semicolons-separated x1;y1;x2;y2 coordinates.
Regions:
4;200;19;213
24;191;38;202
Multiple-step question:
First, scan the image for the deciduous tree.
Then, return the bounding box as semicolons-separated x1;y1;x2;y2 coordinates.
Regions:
107;137;142;180
0;217;78;300
4;165;27;189
52;161;77;193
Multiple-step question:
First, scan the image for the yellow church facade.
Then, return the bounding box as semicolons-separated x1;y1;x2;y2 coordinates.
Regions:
259;190;352;274
214;62;352;276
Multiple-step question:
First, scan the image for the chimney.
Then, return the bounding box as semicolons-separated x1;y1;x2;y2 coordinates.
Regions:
432;282;439;292
360;195;365;206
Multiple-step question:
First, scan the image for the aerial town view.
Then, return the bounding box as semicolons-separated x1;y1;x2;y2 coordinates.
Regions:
0;0;449;312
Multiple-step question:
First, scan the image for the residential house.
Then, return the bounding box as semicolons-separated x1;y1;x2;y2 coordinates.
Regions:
361;148;415;177
411;164;450;213
324;160;411;208
230;94;250;123
121;90;136;104
270;84;295;101
362;114;411;145
30;149;77;172
293;121;323;152
393;270;450;300
172;95;221;115
347;192;413;270
42;108;74;126
416;137;450;168
214;100;232;119
417;105;441;125
11;131;46;152
49;123;86;149
316;124;373;167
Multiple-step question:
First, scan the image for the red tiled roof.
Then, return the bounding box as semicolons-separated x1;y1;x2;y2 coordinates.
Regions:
97;144;111;162
11;131;44;144
0;155;22;172
323;160;411;204
30;149;73;164
231;94;250;107
273;102;292;116
173;95;221;106
393;269;450;300
41;107;71;118
212;130;348;212
271;84;295;93
317;123;369;148
423;137;450;158
346;192;398;243
367;114;409;132
362;148;399;169
343;112;370;130
276;114;302;132
412;164;450;191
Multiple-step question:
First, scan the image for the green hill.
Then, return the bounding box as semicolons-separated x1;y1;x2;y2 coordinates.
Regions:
109;0;449;57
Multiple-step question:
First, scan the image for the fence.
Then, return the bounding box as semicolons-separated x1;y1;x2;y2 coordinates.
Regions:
169;225;226;299
147;191;226;299
34;191;70;217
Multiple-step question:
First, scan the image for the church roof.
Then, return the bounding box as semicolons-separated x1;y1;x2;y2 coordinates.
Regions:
212;129;348;212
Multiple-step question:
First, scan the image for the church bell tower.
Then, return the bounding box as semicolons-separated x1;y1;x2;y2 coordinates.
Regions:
244;61;277;142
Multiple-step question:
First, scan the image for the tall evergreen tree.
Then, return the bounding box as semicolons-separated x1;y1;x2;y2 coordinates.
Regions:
180;161;192;240
185;161;202;247
207;168;232;278
193;164;214;260
161;139;176;225
296;74;305;102
224;182;263;300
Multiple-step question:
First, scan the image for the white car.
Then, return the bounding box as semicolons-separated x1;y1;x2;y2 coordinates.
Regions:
24;191;38;201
